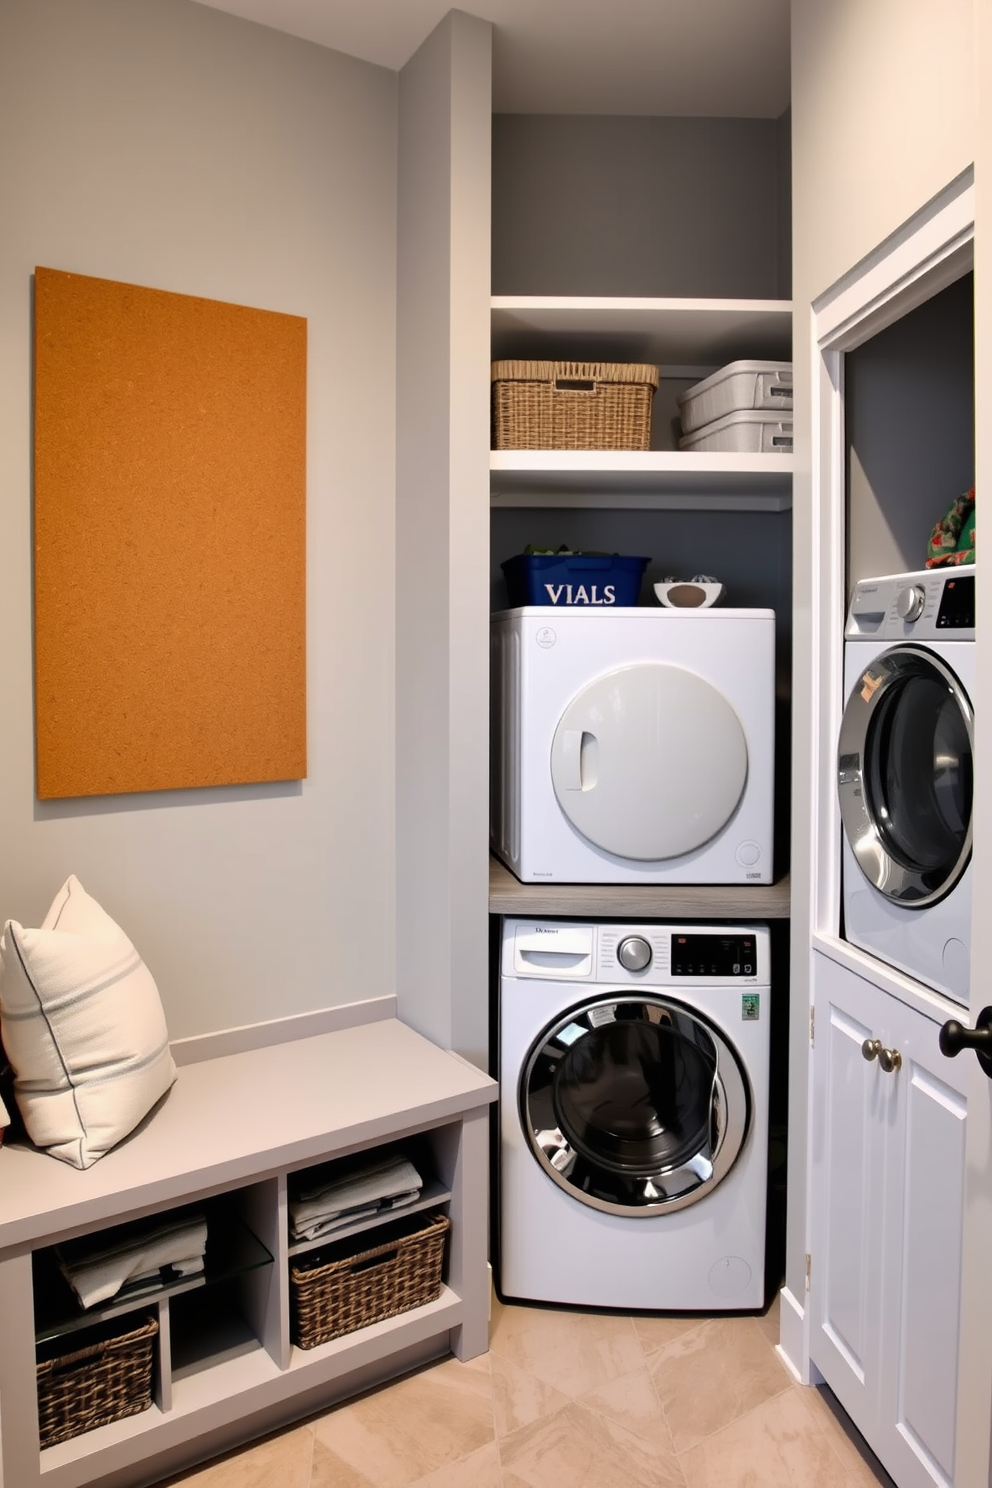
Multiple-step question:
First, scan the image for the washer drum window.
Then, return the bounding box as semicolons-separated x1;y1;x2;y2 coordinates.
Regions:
520;995;752;1217
838;645;973;907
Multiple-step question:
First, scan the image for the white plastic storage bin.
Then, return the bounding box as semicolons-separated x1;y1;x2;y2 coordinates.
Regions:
677;360;793;434
679;410;793;454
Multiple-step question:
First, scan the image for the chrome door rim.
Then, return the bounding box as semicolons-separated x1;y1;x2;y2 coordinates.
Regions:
838;644;973;907
520;995;751;1217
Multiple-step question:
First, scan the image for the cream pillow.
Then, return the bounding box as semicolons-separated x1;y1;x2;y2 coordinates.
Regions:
0;876;176;1168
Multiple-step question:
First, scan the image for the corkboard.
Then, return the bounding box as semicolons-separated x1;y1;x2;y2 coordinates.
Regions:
33;267;307;798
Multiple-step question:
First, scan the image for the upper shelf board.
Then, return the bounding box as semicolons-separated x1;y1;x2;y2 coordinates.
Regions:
491;297;793;367
490;450;793;507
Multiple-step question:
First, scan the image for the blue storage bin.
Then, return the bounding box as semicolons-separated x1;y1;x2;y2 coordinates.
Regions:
501;553;650;608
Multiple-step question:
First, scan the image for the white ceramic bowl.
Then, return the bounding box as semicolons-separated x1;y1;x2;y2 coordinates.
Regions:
653;580;726;609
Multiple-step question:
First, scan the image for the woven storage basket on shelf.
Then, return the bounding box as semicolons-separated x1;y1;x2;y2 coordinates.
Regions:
36;1313;158;1449
491;360;659;451
290;1211;449;1350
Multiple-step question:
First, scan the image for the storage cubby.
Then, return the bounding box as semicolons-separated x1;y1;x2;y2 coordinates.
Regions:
844;270;974;591
0;1017;496;1488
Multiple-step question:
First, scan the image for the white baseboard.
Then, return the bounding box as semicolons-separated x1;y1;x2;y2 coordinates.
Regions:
777;1284;818;1385
170;996;398;1066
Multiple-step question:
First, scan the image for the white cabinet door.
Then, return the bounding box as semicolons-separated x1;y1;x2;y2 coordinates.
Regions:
810;951;967;1488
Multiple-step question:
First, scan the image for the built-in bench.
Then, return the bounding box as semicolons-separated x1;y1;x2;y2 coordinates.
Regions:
0;1003;496;1488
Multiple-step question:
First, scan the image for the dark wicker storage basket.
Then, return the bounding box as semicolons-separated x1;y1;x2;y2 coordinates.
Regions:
290;1211;449;1350
491;360;659;451
36;1313;158;1449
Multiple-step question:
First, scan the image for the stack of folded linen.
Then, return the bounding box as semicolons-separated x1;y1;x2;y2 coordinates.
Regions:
57;1211;208;1310
289;1151;423;1243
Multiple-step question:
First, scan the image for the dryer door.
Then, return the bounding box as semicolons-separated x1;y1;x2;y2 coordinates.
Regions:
521;995;751;1216
550;663;748;860
838;644;973;906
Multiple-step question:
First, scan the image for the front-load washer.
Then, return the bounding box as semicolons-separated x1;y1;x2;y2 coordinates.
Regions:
490;606;775;884
839;567;974;1002
498;917;770;1311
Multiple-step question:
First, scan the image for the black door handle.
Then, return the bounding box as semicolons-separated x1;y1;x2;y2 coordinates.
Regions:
938;1005;992;1078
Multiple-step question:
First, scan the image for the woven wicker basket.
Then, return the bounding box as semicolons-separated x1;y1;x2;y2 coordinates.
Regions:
36;1313;158;1449
290;1211;449;1350
491;360;659;451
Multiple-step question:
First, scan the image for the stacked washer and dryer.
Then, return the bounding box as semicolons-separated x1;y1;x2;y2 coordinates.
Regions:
490;603;779;1311
838;566;974;1003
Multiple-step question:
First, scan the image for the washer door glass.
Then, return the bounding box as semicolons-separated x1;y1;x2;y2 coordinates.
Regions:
550;663;748;861
838;646;973;906
522;996;751;1217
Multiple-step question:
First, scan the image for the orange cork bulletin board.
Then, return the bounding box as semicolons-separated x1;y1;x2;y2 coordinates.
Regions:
33;267;307;799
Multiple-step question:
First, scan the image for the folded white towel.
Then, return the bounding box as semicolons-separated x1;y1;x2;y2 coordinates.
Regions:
291;1187;420;1242
289;1154;422;1239
59;1213;208;1309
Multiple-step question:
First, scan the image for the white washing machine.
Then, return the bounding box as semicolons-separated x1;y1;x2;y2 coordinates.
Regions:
490;607;776;885
839;567;974;1002
498;918;770;1311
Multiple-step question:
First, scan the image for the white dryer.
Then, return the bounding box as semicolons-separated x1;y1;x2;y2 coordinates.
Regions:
490;606;776;885
498;918;771;1311
839;567;974;1002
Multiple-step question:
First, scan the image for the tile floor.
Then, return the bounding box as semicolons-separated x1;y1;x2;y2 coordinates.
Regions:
160;1291;899;1488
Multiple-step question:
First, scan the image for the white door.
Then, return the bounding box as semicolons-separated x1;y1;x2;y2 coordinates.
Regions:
950;38;992;1481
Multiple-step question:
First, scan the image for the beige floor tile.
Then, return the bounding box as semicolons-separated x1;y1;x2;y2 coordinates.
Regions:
489;1302;643;1398
754;1289;782;1350
312;1355;495;1488
490;1350;572;1437
630;1312;709;1358
678;1386;855;1488
408;1441;503;1488
160;1424;315;1488
310;1437;378;1488
499;1399;685;1488
649;1316;793;1453
579;1365;678;1455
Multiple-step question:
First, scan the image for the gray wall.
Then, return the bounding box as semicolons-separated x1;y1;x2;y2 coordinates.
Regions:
492;114;791;297
395;12;492;1066
0;0;399;1040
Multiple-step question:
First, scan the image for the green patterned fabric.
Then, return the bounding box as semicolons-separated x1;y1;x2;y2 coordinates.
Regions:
926;487;975;568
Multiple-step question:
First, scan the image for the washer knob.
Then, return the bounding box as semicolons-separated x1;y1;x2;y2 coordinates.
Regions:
895;584;925;622
618;936;652;972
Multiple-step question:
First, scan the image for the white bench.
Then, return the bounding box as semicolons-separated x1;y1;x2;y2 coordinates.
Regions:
0;1008;496;1488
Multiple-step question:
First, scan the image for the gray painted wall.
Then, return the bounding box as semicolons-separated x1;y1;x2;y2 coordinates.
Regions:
492;114;790;298
395;13;492;1066
0;0;399;1040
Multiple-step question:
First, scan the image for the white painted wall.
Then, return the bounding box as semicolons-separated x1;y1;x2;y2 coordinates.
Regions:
784;0;974;1367
0;0;399;1039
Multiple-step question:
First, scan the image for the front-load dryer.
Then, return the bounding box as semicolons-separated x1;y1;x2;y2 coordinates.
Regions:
490;606;775;884
839;567;974;1002
498;917;771;1311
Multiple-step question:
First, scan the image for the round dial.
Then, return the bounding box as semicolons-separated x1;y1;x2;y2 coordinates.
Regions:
895;585;925;622
617;935;652;972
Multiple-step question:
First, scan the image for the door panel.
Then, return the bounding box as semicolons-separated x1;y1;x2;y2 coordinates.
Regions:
810;957;884;1423
883;1043;966;1488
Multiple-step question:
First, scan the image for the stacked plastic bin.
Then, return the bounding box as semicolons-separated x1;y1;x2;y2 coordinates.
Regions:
677;361;793;453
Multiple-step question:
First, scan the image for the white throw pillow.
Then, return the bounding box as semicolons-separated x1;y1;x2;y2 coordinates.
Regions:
0;876;176;1168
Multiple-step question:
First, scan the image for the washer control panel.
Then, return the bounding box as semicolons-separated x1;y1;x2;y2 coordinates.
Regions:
670;932;757;978
846;568;975;640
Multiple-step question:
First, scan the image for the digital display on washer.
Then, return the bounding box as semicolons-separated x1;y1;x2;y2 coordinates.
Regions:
936;573;975;629
671;934;756;977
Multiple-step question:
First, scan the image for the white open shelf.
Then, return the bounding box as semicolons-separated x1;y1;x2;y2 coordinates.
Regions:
490;297;794;510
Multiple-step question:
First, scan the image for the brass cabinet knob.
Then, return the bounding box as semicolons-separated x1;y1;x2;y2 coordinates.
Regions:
862;1038;882;1062
879;1046;902;1074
